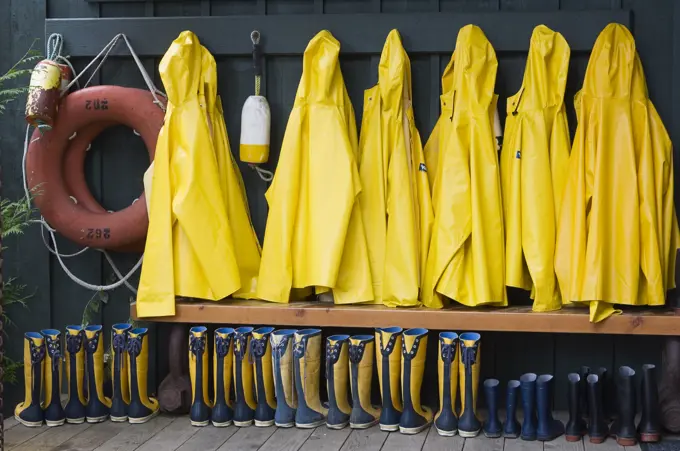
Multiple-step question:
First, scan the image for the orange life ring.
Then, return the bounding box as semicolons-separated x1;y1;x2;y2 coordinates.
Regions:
62;121;147;253
26;86;164;250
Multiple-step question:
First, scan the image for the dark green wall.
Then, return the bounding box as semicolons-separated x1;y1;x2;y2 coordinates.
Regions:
0;0;675;414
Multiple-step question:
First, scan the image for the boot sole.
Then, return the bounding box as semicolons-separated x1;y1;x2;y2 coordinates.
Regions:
400;423;432;435
640;433;660;442
484;431;502;438
459;429;481;438
46;419;66;427
435;426;458;437
275;421;295;428
521;435;537;441
296;420;325;429
234;420;254;427
86;415;108;424
66;417;85;425
129;410;160;425
350;419;379;429
255;419;276;427
588;436;606;444
565;435;583;442
212;420;233;428
327;422;349;430
15;416;43;428
613;435;637;446
110;416;128;423
380;424;399;432
191;420;210;427
504;433;519;439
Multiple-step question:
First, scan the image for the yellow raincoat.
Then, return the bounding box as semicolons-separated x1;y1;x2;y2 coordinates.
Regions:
555;23;679;322
137;32;260;317
500;25;571;312
358;30;433;307
422;25;507;309
256;30;373;304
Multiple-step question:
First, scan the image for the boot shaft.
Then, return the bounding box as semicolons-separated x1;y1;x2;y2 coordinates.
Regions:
639;364;660;441
111;324;131;406
437;332;459;415
612;366;636;442
271;329;297;411
349;335;380;426
85;325;112;418
128;327;159;423
520;372;538;440
326;334;350;426
504;380;521;437
536;374;564;441
459;332;481;419
41;330;63;408
375;327;402;430
566;373;586;439
586;374;608;439
64;326;87;420
483;379;502;437
233;326;257;415
214;328;235;407
189;326;211;408
15;332;45;426
294;329;327;426
400;328;432;433
252;326;276;424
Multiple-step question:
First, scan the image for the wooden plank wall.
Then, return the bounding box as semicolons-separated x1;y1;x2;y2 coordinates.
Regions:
0;0;676;414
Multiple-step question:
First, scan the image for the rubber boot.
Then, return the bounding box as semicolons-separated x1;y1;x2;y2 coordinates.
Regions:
14;332;45;427
294;329;327;428
64;325;87;424
110;324;131;422
375;327;403;432
565;373;587;442
611;366;637;446
504;380;521;438
233;327;257;427
536;375;564;441
520;373;537;441
349;335;380;429
212;328;234;427
482;379;502;438
84;325;111;423
586;374;609;443
596;367;611;422
638;364;660;443
435;332;458;437
579;366;591;419
128;327;160;424
41;329;66;427
271;329;297;428
326;334;351;429
458;332;481;438
189;326;212;426
399;328;432;434
251;327;276;427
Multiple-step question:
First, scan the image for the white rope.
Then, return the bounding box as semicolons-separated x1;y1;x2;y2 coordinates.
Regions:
250;164;274;182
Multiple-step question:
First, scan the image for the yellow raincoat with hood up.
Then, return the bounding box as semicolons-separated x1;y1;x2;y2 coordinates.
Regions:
422;25;507;309
137;31;261;317
359;30;433;307
501;25;571;312
555;23;680;322
256;30;374;304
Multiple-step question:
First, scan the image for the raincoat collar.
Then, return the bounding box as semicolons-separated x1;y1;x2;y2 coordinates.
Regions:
378;29;412;114
583;23;636;99
297;30;344;104
158;30;202;106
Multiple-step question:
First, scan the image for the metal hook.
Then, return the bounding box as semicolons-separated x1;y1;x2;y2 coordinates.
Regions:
251;30;261;45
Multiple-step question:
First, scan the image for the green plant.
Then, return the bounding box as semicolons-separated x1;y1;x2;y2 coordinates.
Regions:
0;41;42;384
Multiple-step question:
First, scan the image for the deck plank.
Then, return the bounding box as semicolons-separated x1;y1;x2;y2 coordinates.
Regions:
175;425;237;451
583;437;624;450
462;436;503;451
52;421;127;451
217;426;276;451
380;427;429;450
502;438;544;451
4;417;19;431
421;426;465;450
12;423;93;451
544;436;585;451
135;417;201;451
5;424;48;449
298;426;351;451
259;426;315;451
339;426;388;451
93;416;174;451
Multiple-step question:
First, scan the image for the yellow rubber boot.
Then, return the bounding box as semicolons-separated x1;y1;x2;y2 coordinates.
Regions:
84;326;112;423
233;327;257;426
15;332;45;427
349;335;381;428
294;329;327;428
435;332;459;436
252;327;277;427
212;327;235;427
375;327;403;431
41;329;66;427
399;328;432;434
110;324;131;422
326;334;351;429
64;326;86;424
458;332;482;437
128;327;160;424
189;326;212;426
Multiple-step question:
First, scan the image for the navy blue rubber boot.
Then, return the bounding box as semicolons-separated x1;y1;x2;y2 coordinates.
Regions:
520;373;538;441
212;328;235;427
294;329;326;428
376;327;403;432
64;326;86;424
14;332;46;428
504;380;521;438
252;327;276;427
41;329;66;427
84;325;110;423
434;332;458;437
110;324;131;423
326;335;351;429
536;375;564;441
271;329;297;428
483;379;502;438
189;326;211;426
233;326;256;427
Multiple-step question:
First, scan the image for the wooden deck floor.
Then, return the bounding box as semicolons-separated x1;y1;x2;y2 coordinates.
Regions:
4;414;646;451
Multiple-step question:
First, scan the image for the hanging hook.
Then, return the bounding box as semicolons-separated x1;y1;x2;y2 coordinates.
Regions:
251;30;261;46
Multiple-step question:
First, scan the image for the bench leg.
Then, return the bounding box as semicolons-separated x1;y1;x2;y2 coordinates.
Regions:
157;324;192;414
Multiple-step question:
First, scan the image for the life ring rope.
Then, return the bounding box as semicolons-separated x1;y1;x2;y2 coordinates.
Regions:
22;33;165;295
